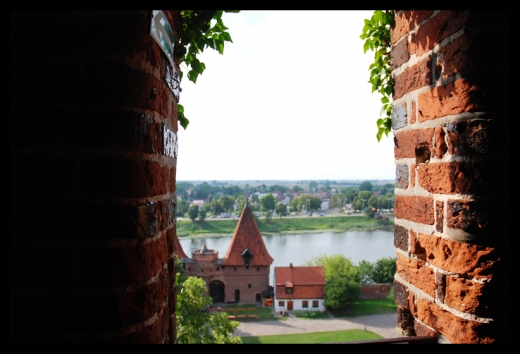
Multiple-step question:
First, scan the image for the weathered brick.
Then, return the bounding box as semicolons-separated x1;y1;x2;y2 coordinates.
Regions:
418;79;483;122
435;200;444;233
396;253;436;297
411;100;416;124
447;199;495;240
395;165;409;189
392;103;407;129
394;224;408;251
394;281;411;310
416;233;498;279
446;120;493;156
445;276;489;316
414;320;438;339
439;34;474;79
412;10;469;57
417;162;490;195
409;229;426;260
79;235;168;288
433;127;447;158
390;37;410;70
395;195;435;225
397;307;416;336
416;298;495;343
391;10;434;45
393;57;432;100
435;271;445;303
393;128;435;160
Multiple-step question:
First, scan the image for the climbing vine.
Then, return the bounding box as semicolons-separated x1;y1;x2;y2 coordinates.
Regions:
175;10;240;130
360;10;395;141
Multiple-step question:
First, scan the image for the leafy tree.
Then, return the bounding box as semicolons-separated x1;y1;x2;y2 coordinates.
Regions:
365;207;376;218
358;181;374;191
308;181;318;192
251;194;259;203
357;260;375;284
274;203;288;218
219;195;235;212
198;209;207;221
292;185;303;193
209;199;224;215
235;195;247;211
358;190;373;201
305;254;361;310
260;193;276;212
352;197;363;211
341;188;359;204
289;197;302;214
176;276;241;344
188;205;199;221
371;257;397;283
299;194;322;212
177;199;189;217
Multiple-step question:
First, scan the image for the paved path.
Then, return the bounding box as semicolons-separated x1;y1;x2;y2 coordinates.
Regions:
234;312;403;339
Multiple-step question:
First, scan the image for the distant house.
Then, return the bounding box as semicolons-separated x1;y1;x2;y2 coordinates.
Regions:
273;264;326;312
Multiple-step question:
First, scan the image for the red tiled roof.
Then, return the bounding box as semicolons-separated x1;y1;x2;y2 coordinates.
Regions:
222;204;274;266
173;233;188;259
275;266;326;299
275;266;326;286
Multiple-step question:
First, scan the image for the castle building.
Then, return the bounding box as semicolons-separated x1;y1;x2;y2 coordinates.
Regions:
177;202;274;304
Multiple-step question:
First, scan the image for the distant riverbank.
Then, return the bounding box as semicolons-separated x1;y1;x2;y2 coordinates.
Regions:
176;214;394;238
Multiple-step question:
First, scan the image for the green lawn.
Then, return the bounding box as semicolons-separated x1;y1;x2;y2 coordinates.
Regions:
223;303;278;321
328;298;397;317
240;329;384;344
177;214;393;237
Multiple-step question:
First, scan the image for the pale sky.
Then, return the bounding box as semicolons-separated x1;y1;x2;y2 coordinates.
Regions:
175;10;395;181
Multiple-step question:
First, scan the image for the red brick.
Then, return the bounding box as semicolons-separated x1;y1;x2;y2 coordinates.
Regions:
80;235;169;288
433;127;447;158
446;199;495;239
390;37;410;70
411;100;416;124
445;276;487;316
394;128;435;160
391;10;434;45
413;11;469;57
417;162;489;195
396;254;436;297
414;320;438;339
81;158;169;198
409;229;426;259
393;57;432;100
446;120;493;156
418;79;483;122
416;233;498;279
416;298;495;343
439;34;474;79
394;195;435;225
394;224;408;252
435;200;444;233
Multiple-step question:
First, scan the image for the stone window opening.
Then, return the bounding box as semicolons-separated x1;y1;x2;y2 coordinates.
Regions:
302;300;308;308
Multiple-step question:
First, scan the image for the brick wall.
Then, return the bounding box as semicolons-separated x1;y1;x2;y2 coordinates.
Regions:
10;11;180;343
360;283;392;300
391;10;509;344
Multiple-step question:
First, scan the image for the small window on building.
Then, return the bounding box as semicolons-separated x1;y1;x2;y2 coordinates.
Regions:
302;301;308;308
201;269;203;272
312;301;319;308
234;267;237;271
286;287;293;294
222;266;225;270
248;284;251;288
188;267;191;271
217;267;220;271
246;264;249;269
257;267;260;271
279;301;285;307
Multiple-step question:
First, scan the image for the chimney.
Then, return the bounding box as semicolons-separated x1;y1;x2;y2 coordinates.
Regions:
290;263;293;268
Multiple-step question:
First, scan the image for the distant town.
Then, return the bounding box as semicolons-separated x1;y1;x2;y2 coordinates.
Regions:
176;179;395;220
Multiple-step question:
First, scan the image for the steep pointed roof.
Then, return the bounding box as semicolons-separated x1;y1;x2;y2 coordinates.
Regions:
173;233;188;259
222;203;274;266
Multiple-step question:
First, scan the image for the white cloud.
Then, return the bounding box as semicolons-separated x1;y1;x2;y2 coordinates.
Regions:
176;10;395;181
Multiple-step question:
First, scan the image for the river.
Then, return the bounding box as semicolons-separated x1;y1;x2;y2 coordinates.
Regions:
179;230;395;285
